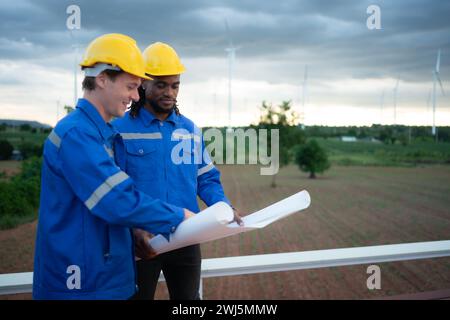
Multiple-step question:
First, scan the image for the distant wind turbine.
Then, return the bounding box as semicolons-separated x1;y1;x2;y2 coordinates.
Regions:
300;65;308;129
379;89;385;125
393;78;399;125
69;30;78;108
224;19;239;131
426;89;431;112
56;100;60;124
431;49;445;136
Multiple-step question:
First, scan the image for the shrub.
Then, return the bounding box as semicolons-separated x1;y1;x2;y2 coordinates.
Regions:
0;139;14;160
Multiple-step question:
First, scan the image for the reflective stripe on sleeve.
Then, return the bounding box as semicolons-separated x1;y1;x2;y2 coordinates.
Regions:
120;133;162;140
85;171;129;210
48;130;61;148
103;145;114;158
197;162;214;176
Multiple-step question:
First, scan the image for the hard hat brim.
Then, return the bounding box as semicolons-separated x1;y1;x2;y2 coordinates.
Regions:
80;63;153;80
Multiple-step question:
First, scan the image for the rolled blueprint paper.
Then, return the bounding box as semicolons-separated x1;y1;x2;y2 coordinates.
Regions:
149;190;311;254
149;201;234;254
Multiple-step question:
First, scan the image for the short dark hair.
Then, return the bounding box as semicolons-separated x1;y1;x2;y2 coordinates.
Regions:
81;69;124;91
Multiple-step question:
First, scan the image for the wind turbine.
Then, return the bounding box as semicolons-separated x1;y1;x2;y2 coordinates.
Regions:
300;65;308;129
426;88;431;112
393;78;399;125
69;30;79;108
431;49;445;136
56;100;60;124
224;19;238;131
379;89;385;125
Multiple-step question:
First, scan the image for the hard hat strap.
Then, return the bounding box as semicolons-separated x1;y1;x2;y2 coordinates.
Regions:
83;63;121;77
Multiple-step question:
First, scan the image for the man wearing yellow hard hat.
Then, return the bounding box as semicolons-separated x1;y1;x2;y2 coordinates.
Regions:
33;34;194;300
113;42;242;300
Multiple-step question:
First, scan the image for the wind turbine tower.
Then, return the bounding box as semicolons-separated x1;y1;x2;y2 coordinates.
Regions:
300;65;308;129
225;19;237;131
380;89;385;125
69;30;78;108
393;78;399;125
431;49;445;136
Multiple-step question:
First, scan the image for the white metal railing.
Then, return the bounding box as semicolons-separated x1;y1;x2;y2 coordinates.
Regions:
1;240;449;297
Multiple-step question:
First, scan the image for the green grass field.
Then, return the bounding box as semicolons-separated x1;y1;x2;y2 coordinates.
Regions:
314;137;450;166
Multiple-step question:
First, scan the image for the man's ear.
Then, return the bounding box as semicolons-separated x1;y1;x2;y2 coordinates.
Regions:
142;79;153;91
95;72;108;89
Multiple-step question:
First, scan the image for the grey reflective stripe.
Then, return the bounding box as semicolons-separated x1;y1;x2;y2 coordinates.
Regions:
103;145;114;158
120;133;162;140
172;132;201;142
48;130;61;148
85;171;129;210
198;162;214;176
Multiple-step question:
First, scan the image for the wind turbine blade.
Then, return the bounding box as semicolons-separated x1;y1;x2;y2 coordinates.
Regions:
436;73;445;96
436;49;441;73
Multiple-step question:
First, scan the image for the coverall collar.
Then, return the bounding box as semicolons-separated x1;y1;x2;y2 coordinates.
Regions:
76;98;117;141
139;106;180;127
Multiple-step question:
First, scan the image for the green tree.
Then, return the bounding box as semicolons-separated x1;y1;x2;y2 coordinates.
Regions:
347;128;357;136
0;139;14;160
20;124;31;131
0;157;42;229
379;127;396;144
64;105;74;114
18;142;43;159
257;100;305;187
11;156;42;208
295;139;330;179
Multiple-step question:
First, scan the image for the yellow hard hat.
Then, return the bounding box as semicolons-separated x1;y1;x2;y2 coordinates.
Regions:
80;33;151;80
142;42;186;76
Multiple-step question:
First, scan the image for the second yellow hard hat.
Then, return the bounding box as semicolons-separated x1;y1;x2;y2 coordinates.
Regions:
142;42;186;76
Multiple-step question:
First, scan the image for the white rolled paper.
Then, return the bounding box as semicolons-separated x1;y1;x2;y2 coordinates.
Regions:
149;190;311;254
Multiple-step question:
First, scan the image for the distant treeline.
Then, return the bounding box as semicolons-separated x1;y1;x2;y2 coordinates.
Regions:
302;125;450;143
0;119;51;129
0;122;52;134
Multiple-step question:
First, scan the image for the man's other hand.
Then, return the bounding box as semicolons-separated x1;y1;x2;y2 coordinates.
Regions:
133;228;157;260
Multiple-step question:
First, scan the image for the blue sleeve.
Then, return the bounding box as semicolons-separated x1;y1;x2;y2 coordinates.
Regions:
59;128;184;236
197;136;231;207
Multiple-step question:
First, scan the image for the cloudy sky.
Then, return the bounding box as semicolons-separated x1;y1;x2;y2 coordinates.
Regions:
0;0;449;127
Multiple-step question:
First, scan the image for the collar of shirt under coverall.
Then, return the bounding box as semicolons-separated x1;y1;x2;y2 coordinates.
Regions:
139;105;181;128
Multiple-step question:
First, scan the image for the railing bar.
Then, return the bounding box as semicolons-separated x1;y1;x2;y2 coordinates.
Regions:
1;240;449;296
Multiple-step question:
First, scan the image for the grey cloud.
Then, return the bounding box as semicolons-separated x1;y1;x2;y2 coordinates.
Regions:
0;0;449;85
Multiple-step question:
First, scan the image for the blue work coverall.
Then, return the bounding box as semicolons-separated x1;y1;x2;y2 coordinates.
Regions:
113;108;230;212
33;99;184;299
113;107;230;299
